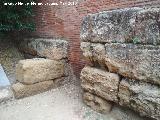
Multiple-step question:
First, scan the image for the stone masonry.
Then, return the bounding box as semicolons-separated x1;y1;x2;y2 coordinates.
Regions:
12;38;69;99
80;7;160;120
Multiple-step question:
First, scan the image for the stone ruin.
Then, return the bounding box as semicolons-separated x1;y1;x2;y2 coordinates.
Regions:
12;38;71;99
0;6;160;120
80;7;160;120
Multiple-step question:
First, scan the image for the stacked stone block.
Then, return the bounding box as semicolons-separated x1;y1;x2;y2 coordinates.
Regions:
12;39;69;99
80;7;160;120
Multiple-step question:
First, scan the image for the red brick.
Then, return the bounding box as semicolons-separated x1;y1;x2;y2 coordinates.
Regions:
24;0;160;76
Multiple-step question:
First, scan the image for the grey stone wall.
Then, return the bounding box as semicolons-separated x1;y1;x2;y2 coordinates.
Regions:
80;7;160;120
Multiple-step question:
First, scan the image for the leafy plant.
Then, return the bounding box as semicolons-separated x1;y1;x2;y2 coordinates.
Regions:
0;0;35;37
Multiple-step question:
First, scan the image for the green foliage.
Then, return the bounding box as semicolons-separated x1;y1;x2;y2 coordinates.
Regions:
0;0;35;36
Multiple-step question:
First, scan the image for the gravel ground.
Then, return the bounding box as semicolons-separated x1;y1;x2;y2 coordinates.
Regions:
0;83;115;120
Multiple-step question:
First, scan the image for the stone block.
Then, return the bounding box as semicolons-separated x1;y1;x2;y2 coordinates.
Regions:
81;66;120;102
105;43;160;85
19;38;68;60
83;92;112;113
81;7;160;45
12;80;54;99
81;42;106;69
16;58;65;84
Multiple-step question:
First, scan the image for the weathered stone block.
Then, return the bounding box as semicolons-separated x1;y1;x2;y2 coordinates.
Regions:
12;81;54;99
118;78;160;120
132;8;160;45
81;42;106;68
16;58;65;84
105;43;160;85
83;92;112;113
81;7;160;45
80;42;92;62
81;66;120;102
19;38;68;60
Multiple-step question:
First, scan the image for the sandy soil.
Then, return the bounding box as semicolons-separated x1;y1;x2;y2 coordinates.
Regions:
0;83;115;120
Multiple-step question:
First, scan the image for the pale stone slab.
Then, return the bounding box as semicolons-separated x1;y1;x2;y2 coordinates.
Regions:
12;80;54;99
16;58;65;84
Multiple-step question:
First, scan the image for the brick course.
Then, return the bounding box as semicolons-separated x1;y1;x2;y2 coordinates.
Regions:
26;0;160;76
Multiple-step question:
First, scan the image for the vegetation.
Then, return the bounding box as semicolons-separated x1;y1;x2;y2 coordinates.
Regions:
0;0;35;37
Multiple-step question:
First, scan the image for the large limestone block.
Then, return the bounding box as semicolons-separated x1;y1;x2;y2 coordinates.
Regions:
81;7;160;45
118;78;160;120
19;38;68;60
105;43;160;85
16;58;65;84
83;92;112;113
81;66;120;102
12;81;54;99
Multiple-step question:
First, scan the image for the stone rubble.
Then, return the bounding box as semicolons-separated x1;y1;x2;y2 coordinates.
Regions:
12;39;69;99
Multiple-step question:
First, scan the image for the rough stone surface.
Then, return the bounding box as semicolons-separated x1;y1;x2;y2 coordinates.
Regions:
118;78;160;120
80;7;160;120
111;104;151;120
83;92;112;113
105;43;160;85
81;42;106;68
19;38;68;60
12;80;54;99
81;7;160;45
16;58;65;84
81;66;120;102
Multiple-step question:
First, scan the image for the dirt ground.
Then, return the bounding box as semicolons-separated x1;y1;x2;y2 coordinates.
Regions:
0;83;116;120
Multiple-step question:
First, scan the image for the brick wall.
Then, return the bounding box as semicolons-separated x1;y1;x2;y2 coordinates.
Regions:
27;0;160;76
